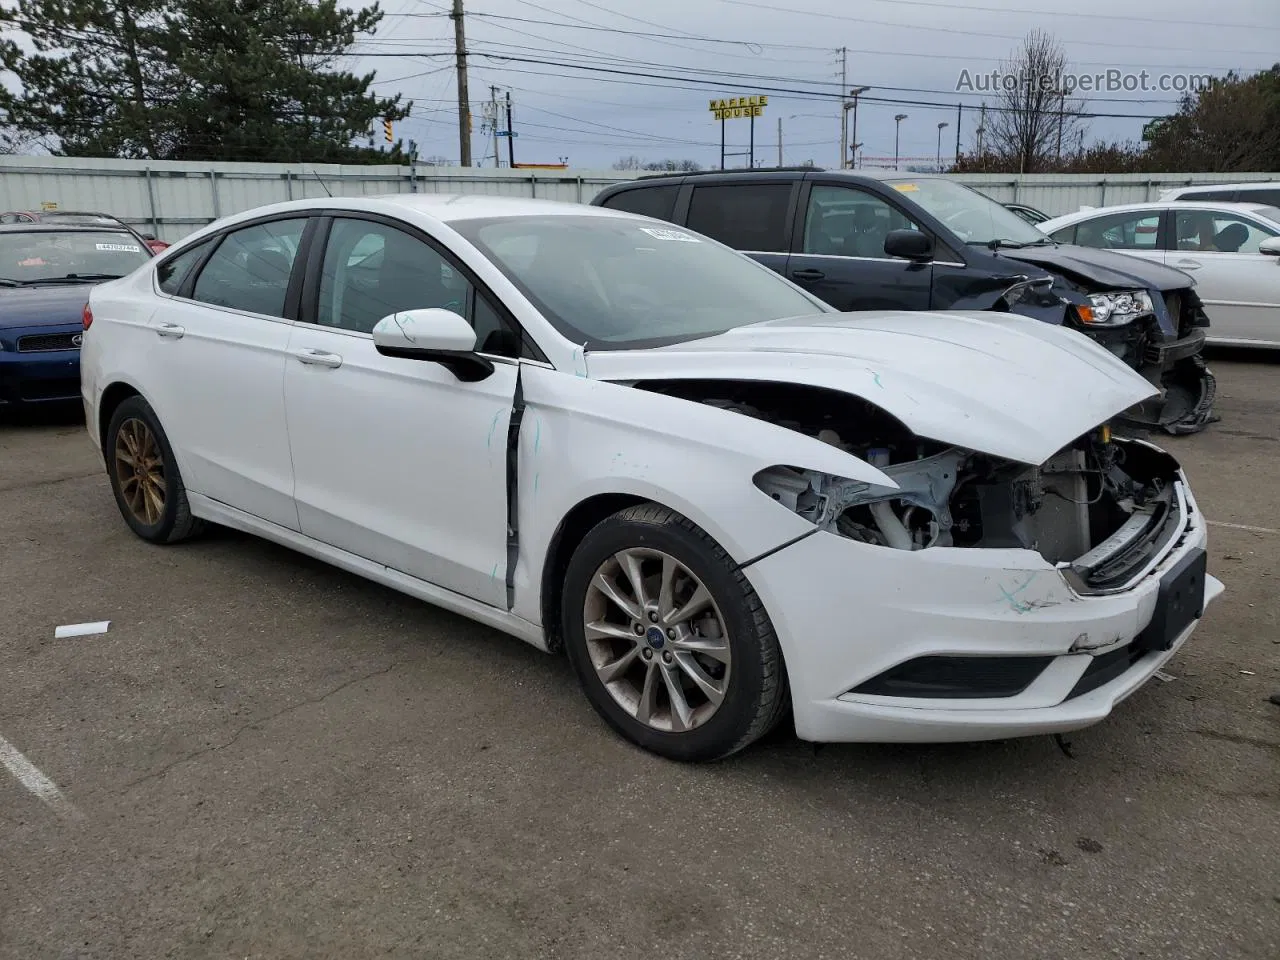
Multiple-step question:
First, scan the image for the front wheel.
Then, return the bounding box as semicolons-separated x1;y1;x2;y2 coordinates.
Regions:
561;503;788;762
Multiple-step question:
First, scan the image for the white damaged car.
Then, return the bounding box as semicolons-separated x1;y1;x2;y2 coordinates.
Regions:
80;195;1223;761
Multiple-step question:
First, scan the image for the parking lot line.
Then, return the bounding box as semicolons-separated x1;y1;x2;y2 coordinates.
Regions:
0;733;82;820
1207;520;1278;535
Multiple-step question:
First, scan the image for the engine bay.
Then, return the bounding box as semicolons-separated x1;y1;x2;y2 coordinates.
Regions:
639;380;1185;585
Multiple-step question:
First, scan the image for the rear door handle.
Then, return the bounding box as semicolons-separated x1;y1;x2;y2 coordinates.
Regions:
791;268;826;282
293;348;343;369
155;322;185;339
1175;259;1202;270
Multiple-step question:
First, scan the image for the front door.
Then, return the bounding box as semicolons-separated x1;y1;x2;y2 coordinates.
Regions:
789;182;933;311
1168;208;1280;344
145;216;309;530
283;215;524;607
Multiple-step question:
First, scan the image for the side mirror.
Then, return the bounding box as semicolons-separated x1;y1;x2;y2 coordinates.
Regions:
884;229;934;262
371;308;494;382
141;233;157;241
1259;237;1280;257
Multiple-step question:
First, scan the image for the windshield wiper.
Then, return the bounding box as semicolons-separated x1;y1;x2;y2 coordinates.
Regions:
13;273;125;285
985;238;1055;251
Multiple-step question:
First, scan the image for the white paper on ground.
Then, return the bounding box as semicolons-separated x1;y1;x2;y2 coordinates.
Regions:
54;621;111;639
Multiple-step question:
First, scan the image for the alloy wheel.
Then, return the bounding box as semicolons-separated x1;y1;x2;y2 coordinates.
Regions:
582;547;732;733
114;417;166;526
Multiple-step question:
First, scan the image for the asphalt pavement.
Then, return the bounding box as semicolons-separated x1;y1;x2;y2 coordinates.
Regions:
1;357;1277;960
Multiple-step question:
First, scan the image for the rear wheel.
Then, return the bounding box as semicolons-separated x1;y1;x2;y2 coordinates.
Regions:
561;503;788;762
105;396;204;544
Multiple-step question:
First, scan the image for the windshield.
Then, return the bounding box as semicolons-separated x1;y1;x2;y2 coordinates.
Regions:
881;177;1049;246
0;229;151;283
452;214;831;349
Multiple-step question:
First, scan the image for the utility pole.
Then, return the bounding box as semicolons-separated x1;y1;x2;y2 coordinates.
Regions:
451;0;472;166
504;91;515;168
955;103;962;164
838;47;847;168
936;121;949;171
489;85;500;167
777;116;782;166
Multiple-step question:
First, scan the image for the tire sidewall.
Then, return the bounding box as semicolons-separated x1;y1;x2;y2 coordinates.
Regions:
562;513;770;762
106;396;184;542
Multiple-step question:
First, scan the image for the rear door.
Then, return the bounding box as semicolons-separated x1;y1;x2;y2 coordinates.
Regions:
787;180;933;311
1169;207;1280;344
1047;208;1167;267
680;180;796;280
145;215;311;529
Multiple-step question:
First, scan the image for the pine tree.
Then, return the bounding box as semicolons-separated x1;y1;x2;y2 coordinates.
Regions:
0;0;411;163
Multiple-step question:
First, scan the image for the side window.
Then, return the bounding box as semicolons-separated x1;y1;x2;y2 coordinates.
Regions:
190;218;306;318
156;240;211;295
803;185;921;258
1073;211;1160;250
316;218;525;358
686;183;791;252
1241;190;1280;207
598;185;679;222
1048;225;1077;244
1176;210;1278;254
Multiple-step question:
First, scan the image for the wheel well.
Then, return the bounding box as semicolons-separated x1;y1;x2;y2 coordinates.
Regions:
98;382;140;451
540;493;646;653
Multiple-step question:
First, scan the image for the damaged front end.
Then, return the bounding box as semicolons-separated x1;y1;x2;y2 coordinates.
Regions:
969;272;1216;436
652;381;1189;591
1053;283;1215;437
756;429;1187;594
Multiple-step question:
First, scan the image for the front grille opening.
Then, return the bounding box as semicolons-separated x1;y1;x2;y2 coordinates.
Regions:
850;655;1054;699
1065;644;1146;700
17;332;80;352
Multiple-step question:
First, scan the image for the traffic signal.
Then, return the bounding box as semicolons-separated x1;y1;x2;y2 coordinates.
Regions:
383;118;393;143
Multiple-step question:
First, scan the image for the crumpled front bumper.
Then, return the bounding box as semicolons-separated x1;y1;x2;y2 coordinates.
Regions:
743;474;1223;744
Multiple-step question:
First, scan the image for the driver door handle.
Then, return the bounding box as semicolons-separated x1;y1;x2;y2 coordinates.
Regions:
1175;259;1202;270
155;322;185;339
791;268;826;282
293;348;343;369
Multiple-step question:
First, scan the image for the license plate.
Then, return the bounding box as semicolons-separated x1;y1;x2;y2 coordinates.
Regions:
1135;548;1207;653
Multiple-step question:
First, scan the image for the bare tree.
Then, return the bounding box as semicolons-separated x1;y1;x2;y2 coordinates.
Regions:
983;30;1087;173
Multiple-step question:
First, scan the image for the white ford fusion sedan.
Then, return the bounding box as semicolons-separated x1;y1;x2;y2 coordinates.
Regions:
81;195;1223;761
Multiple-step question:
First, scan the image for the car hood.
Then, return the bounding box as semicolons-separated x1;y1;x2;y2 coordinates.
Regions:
584;310;1159;465
994;243;1193;292
0;284;93;329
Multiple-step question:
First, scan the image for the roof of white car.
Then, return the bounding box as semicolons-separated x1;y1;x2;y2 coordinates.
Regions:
330;193;631;223
1163;182;1279;194
1041;200;1280;227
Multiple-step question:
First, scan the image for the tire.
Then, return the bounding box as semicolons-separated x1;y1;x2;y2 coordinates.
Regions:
105;395;205;544
561;503;789;762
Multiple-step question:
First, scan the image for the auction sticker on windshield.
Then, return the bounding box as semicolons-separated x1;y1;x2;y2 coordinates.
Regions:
638;227;700;242
95;243;142;252
892;183;920;192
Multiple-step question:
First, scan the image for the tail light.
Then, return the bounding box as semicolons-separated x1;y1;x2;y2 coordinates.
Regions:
82;302;93;330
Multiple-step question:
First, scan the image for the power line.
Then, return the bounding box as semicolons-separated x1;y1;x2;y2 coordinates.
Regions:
778;0;1279;31
708;0;1280;56
349;48;1194;118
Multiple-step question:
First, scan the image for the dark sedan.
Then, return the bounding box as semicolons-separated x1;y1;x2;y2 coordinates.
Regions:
0;224;153;409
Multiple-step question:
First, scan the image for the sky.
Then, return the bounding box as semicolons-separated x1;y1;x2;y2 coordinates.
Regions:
351;0;1279;170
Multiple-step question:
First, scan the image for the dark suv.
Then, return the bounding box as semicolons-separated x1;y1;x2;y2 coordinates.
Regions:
592;169;1215;434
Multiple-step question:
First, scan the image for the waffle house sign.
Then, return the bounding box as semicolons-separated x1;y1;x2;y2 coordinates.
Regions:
709;95;768;120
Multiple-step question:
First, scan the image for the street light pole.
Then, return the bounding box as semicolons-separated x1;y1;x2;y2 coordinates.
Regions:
843;85;870;169
894;113;908;170
936;121;949;171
